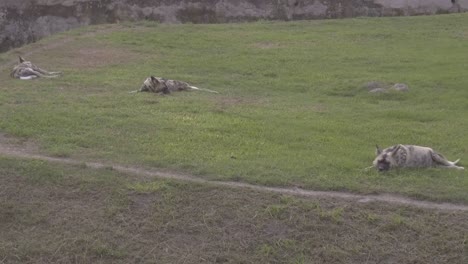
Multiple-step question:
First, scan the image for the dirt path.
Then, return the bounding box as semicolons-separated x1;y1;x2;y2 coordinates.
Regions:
1;135;467;212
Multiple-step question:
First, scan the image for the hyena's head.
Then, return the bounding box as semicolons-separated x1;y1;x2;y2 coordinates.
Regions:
140;76;166;93
18;56;34;68
147;76;170;93
373;145;400;172
148;76;160;88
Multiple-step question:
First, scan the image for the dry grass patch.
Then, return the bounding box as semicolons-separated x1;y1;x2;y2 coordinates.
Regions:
43;42;142;70
1;157;467;263
252;41;283;49
214;96;270;110
68;46;141;69
0;133;39;155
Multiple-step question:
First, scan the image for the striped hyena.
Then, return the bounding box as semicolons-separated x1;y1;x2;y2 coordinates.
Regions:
130;76;218;94
11;56;61;80
373;144;464;171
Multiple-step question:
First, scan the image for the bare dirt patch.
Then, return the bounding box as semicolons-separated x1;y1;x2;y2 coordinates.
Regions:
0;133;39;155
214;96;269;110
252;41;283;49
309;103;328;113
63;46;139;69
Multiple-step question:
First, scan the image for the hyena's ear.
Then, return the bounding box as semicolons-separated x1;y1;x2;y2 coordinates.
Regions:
150;76;159;83
19;56;25;63
375;145;382;156
390;144;402;157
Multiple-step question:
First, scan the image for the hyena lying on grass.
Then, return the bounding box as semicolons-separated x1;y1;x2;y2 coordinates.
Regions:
129;76;218;94
372;144;464;171
10;56;61;80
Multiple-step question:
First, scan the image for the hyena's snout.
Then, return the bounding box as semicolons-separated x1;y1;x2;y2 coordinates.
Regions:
378;166;388;172
377;160;390;172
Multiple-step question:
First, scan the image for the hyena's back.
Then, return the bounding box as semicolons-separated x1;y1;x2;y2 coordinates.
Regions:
382;144;460;168
164;79;192;92
403;145;436;167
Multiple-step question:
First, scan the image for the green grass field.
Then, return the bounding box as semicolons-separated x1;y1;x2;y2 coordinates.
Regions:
1;14;468;202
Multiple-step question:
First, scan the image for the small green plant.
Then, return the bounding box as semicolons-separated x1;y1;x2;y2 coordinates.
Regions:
91;244;126;259
319;207;344;223
364;212;379;223
391;214;404;226
291;254;307;264
274;238;296;249
279;195;296;205
258;243;275;257
265;204;288;219
381;213;407;231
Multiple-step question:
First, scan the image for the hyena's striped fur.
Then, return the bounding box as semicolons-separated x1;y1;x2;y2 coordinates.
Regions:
130;76;218;94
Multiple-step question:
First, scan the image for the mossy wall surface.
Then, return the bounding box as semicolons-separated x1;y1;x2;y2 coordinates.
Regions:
1;0;466;52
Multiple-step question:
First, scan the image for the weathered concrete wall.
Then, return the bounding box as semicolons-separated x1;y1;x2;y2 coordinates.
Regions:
1;0;467;52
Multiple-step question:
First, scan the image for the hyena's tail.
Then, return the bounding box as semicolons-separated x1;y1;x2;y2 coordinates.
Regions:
432;152;456;166
128;90;140;94
432;152;464;169
451;159;464;170
189;86;219;94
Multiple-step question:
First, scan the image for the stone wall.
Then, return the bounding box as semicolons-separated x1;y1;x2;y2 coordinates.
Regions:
1;0;467;52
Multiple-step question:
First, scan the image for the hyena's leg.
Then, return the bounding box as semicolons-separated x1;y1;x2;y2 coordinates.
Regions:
431;152;464;170
34;67;61;76
37;72;60;78
17;68;44;79
47;71;62;75
33;68;61;78
20;76;38;80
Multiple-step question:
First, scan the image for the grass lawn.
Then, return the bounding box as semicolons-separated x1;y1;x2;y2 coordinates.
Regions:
1;14;468;202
